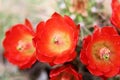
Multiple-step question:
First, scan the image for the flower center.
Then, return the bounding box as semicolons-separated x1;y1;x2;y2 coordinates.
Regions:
16;36;35;55
99;47;110;60
53;36;63;45
49;32;71;54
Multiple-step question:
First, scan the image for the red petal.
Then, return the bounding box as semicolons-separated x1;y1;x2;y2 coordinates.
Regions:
50;64;82;80
64;15;80;43
80;49;88;65
67;65;82;80
25;19;33;31
51;12;62;19
112;0;120;11
36;50;54;63
50;66;65;77
104;66;119;77
4;52;36;69
110;36;120;67
64;15;76;29
92;25;101;38
67;51;76;61
95;61;111;73
101;26;118;36
82;35;91;48
36;21;45;34
87;66;103;76
19;53;36;69
53;51;76;64
111;13;120;28
111;0;120;29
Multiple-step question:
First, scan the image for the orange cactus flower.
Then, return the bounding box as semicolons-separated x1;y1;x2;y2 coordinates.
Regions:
34;12;79;65
80;26;120;77
3;19;36;69
50;64;82;80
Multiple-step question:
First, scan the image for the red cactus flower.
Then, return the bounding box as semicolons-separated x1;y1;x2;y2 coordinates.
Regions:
80;26;120;77
111;0;120;30
50;64;82;80
34;12;79;65
3;19;36;69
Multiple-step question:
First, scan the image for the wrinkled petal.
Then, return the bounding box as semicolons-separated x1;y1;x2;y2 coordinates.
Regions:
53;51;76;64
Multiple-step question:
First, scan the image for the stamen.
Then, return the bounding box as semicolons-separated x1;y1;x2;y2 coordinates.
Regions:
53;36;63;45
17;40;25;51
99;47;110;60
